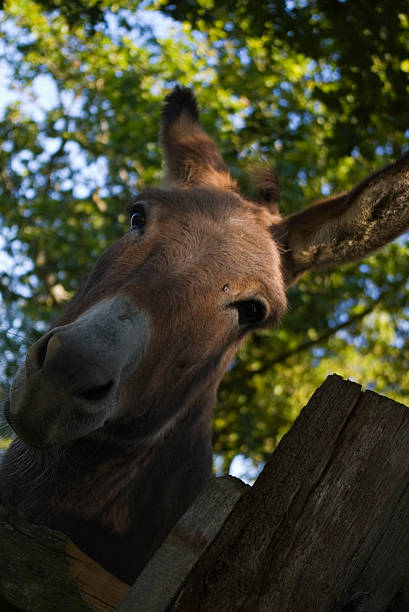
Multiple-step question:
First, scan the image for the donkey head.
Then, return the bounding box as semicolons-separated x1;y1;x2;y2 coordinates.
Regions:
7;87;409;449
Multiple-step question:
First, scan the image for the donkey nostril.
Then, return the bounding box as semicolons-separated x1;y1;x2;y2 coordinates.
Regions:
36;337;51;369
77;381;114;402
27;332;54;372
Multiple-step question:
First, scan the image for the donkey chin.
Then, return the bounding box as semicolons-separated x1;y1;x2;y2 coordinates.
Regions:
6;295;151;448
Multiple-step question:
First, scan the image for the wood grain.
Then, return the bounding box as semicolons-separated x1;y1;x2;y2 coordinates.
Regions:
118;475;248;612
0;504;129;611
170;375;409;612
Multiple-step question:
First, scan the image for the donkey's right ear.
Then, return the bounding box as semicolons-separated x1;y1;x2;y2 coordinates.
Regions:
160;86;236;191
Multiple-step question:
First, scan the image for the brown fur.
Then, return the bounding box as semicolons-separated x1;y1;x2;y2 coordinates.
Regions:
162;114;237;191
1;86;408;585
251;161;281;212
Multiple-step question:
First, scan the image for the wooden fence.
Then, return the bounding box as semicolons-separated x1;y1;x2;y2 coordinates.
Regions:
2;375;409;611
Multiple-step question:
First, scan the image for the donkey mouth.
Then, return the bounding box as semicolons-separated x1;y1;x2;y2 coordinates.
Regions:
8;403;113;449
7;374;118;449
74;380;115;403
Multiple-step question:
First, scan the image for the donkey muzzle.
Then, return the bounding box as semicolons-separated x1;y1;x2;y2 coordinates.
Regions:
8;296;150;447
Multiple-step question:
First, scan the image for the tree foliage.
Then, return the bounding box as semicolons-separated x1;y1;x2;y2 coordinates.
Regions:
0;0;408;473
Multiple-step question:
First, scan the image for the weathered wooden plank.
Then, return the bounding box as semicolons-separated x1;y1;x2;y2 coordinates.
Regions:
169;375;409;612
118;475;248;612
0;504;129;611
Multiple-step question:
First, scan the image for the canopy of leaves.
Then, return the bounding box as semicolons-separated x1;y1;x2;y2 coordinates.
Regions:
0;0;408;475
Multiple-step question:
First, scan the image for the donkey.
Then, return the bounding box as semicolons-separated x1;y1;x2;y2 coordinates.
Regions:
1;86;409;585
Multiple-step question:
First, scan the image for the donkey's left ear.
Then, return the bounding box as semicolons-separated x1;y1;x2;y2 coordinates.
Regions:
161;86;236;191
276;151;409;285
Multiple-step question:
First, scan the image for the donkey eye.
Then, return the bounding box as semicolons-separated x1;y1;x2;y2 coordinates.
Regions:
129;204;147;232
234;300;266;327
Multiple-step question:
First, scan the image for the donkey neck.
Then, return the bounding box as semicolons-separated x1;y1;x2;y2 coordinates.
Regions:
1;390;214;517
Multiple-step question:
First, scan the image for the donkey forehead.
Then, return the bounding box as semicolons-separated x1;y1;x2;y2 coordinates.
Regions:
138;187;279;248
137;187;283;278
138;186;247;218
